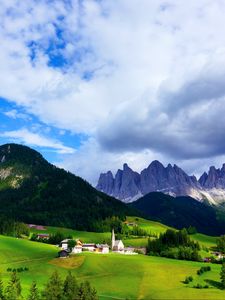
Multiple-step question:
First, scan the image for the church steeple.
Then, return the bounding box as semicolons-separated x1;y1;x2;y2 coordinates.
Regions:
111;228;115;249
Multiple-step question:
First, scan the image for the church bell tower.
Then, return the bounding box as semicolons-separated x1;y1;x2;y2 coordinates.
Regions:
111;228;115;249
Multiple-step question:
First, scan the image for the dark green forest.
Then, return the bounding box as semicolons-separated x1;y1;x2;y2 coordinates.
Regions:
0;144;133;231
130;192;225;236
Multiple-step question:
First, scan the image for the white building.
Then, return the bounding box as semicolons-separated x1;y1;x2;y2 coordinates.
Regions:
82;243;96;252
96;244;109;253
72;245;83;254
60;239;70;250
112;229;124;252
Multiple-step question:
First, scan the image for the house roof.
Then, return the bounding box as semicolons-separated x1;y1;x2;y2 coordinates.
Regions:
61;239;70;243
82;244;96;247
58;249;70;254
96;244;109;248
37;234;49;238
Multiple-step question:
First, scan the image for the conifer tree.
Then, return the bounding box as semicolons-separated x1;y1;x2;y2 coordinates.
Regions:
63;271;79;300
0;277;4;300
42;271;63;300
27;281;40;300
79;281;98;300
220;263;225;289
5;271;21;300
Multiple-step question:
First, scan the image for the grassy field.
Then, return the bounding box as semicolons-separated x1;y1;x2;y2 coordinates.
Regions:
0;234;224;299
126;216;171;235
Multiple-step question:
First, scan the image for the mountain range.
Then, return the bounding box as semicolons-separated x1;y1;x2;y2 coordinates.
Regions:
96;161;225;204
1;143;225;236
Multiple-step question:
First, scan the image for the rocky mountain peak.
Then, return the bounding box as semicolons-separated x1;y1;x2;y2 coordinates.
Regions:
97;160;202;202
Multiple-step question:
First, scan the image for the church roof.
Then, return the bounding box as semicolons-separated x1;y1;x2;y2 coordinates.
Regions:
114;240;123;246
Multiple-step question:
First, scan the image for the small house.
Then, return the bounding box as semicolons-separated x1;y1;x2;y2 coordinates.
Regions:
96;244;109;254
58;249;70;258
204;257;212;263
37;234;49;240
82;244;96;252
124;247;136;255
72;245;83;254
60;239;70;250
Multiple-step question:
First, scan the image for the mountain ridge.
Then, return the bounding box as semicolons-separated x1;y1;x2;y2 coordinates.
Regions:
96;160;225;204
129;192;225;236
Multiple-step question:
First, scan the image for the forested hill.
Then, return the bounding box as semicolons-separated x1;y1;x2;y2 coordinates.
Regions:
130;192;225;236
0;143;133;231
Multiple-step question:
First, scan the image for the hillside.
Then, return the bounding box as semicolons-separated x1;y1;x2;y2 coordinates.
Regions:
130;192;225;236
0;234;225;299
0;143;133;231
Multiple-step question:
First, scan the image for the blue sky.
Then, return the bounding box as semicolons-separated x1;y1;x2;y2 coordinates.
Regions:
0;97;85;162
1;0;225;185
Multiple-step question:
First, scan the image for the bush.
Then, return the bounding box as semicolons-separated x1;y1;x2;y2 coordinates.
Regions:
183;276;193;284
194;283;203;289
197;266;211;275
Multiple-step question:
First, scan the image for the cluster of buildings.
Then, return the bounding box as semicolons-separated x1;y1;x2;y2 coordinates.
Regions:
204;251;225;263
58;229;142;257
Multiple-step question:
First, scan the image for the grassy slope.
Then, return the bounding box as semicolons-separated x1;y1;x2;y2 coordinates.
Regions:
0;235;224;299
125;217;218;249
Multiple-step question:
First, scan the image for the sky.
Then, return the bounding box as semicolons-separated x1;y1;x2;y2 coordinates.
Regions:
1;0;225;185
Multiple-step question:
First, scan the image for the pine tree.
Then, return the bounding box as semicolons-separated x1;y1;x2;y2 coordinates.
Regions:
63;271;79;300
220;263;225;289
42;271;63;300
79;281;98;300
0;277;4;300
5;271;21;300
27;281;40;300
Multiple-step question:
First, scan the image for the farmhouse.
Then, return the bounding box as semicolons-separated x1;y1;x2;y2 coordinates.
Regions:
82;243;96;252
96;244;109;253
36;233;49;240
212;251;225;260
60;239;70;250
58;249;70;258
72;245;82;254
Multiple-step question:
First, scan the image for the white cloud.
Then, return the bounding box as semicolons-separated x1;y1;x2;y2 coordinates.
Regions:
0;128;75;154
4;109;31;121
58;138;166;185
1;1;225;181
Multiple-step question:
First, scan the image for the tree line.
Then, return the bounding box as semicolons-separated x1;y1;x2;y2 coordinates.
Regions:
0;216;29;238
0;270;98;300
147;228;201;261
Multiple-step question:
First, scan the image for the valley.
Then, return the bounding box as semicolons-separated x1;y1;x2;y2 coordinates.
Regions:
0;218;224;300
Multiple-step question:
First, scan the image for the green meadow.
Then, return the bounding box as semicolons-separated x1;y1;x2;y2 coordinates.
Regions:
0;228;224;299
29;216;218;250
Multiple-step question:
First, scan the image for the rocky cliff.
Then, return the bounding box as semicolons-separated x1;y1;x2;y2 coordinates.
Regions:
96;161;225;204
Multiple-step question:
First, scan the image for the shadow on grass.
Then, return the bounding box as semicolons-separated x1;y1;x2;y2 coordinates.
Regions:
205;279;222;289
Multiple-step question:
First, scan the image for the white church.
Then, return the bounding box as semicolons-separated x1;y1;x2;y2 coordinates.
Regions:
111;229;124;252
111;229;138;255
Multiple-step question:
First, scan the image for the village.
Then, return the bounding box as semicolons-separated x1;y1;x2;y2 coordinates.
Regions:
57;229;144;258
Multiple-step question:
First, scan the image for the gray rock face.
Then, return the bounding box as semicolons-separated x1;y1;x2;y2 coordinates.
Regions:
199;164;225;189
96;163;141;201
96;171;114;195
96;160;202;202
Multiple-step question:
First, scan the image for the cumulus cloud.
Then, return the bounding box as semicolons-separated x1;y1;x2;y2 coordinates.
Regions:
1;0;225;182
0;128;75;154
58;138;166;185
